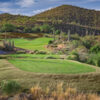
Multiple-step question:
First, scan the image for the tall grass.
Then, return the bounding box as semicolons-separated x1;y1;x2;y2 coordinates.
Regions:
9;83;100;100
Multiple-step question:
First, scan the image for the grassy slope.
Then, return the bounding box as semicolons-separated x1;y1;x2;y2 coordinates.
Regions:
8;58;95;74
12;37;52;51
0;59;100;92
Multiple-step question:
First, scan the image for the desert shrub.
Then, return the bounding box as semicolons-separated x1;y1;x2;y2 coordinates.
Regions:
67;51;79;61
40;24;51;33
1;80;21;95
48;40;53;44
87;53;100;67
75;46;88;53
0;55;8;59
78;53;88;63
35;50;47;54
28;83;100;100
45;56;57;59
67;55;78;61
90;44;100;53
71;34;80;40
1;83;100;100
82;39;92;49
71;51;79;56
32;26;40;33
72;40;81;48
55;30;61;35
24;27;32;33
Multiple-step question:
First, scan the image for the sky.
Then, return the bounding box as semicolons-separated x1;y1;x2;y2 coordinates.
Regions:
0;0;100;16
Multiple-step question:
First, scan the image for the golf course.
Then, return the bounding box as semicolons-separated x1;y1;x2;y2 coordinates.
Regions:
0;37;100;93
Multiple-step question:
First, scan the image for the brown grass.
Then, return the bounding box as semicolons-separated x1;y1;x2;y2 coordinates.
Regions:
8;83;100;100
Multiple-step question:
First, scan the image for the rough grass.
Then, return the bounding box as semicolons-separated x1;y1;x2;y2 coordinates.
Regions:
1;84;100;100
11;37;52;51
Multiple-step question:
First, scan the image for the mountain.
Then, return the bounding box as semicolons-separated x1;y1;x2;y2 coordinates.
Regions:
0;13;35;27
0;5;100;35
33;5;100;35
34;5;100;28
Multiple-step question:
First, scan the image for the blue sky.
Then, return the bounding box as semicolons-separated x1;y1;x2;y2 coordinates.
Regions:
0;0;100;16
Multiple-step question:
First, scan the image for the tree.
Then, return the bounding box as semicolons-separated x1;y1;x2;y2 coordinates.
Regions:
32;26;40;33
24;27;32;33
1;24;16;32
40;24;51;33
55;30;60;35
90;44;100;53
1;24;16;50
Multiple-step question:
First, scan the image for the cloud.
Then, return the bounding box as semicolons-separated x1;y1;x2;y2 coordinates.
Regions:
0;2;13;13
16;0;35;7
88;0;96;1
32;7;52;15
0;0;100;16
81;0;100;3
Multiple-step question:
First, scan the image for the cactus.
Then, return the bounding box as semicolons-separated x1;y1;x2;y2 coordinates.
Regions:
3;40;15;51
68;30;71;41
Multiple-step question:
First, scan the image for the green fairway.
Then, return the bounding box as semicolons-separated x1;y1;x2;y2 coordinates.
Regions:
8;57;96;74
11;37;52;51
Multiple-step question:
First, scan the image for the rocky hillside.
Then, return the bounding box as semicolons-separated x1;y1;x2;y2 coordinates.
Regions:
0;5;100;35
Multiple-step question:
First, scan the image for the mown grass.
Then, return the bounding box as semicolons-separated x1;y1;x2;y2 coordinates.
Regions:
8;58;96;74
11;37;52;51
0;59;100;92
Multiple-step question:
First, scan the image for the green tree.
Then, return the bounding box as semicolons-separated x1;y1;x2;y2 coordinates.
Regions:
40;24;51;33
32;26;40;33
1;24;16;32
1;23;16;40
24;27;32;33
90;44;100;53
55;30;60;35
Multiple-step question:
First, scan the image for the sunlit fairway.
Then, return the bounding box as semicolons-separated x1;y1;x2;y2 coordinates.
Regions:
11;37;52;51
8;54;96;74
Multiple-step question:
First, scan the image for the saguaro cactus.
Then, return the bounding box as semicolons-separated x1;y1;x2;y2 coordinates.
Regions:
68;30;71;41
3;40;15;51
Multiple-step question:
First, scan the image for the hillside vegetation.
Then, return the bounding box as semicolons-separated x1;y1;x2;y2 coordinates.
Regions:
34;5;100;28
0;5;100;35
